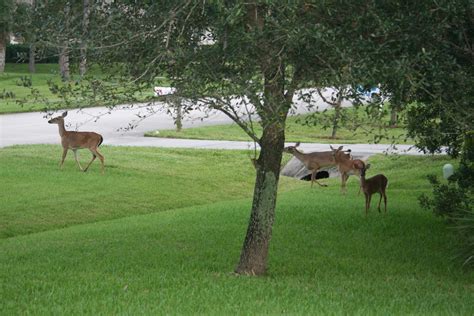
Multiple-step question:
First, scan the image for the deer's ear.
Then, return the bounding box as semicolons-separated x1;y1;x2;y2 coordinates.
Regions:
62;111;68;117
295;142;300;147
338;146;344;151
330;145;335;150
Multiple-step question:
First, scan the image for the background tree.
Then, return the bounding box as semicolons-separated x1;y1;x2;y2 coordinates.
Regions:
79;0;89;77
0;0;15;73
14;0;37;72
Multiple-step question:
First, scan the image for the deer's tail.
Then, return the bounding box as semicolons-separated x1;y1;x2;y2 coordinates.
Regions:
98;135;104;147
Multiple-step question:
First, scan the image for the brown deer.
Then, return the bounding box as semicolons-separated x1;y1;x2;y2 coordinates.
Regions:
360;164;388;216
48;111;105;173
283;142;350;187
330;145;366;194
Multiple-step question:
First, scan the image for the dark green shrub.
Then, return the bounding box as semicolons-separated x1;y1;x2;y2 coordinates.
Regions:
6;44;59;64
420;131;474;267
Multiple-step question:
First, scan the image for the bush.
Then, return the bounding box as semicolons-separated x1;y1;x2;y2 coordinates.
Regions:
420;132;474;267
6;44;59;64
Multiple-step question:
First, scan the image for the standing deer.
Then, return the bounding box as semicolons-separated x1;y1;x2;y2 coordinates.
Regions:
283;142;350;187
360;164;388;216
48;111;105;173
330;145;366;194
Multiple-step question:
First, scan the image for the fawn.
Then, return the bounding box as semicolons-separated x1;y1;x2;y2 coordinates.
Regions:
360;164;388;215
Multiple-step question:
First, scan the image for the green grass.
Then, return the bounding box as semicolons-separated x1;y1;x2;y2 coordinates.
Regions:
0;64;64;113
1;146;472;314
0;64;157;114
0;145;302;238
146;112;412;145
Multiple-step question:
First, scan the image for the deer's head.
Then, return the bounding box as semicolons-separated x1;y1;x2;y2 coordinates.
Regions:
360;163;371;177
48;111;68;124
330;145;352;161
283;142;301;154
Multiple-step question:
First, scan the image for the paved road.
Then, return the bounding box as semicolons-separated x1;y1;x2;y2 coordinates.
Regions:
0;90;424;155
0;89;346;148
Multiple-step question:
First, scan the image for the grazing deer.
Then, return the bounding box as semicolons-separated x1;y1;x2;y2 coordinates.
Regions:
360;164;388;216
283;142;349;187
48;111;105;173
330;145;366;194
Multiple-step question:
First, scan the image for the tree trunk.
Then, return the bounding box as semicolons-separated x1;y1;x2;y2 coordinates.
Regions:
79;0;90;77
0;32;6;73
175;100;183;132
59;44;70;81
331;93;343;139
235;124;285;275
390;106;398;127
59;2;71;81
28;43;36;73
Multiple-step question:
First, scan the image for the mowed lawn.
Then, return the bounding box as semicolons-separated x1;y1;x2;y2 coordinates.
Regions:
145;111;412;145
0;64;156;114
1;145;473;314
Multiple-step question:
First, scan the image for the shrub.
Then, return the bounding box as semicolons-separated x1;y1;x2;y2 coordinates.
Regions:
420;131;474;267
6;44;59;64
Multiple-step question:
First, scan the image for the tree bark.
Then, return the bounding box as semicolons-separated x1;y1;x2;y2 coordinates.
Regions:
235;123;285;275
235;52;288;275
331;92;343;139
28;43;36;73
390;106;398;127
0;32;6;73
59;44;70;81
59;2;71;81
79;0;90;77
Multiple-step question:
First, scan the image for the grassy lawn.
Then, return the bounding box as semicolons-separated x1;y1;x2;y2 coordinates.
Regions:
0;64;157;114
0;64;64;113
146;112;412;145
0;145;303;238
1;145;472;314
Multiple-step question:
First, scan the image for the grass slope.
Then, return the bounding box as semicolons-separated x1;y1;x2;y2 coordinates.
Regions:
1;146;472;314
0;145;302;238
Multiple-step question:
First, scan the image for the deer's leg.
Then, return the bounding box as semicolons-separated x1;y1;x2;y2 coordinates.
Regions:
311;168;327;187
364;194;369;216
340;172;348;194
377;192;382;213
366;194;372;216
59;148;68;169
83;150;97;172
356;175;362;195
85;147;104;174
72;149;84;171
95;149;105;174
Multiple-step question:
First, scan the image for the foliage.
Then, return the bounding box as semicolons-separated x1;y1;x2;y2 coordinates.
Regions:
5;44;59;63
420;132;474;266
0;0;14;31
372;1;473;157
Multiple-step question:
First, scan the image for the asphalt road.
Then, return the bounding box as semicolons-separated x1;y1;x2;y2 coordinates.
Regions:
0;90;423;155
